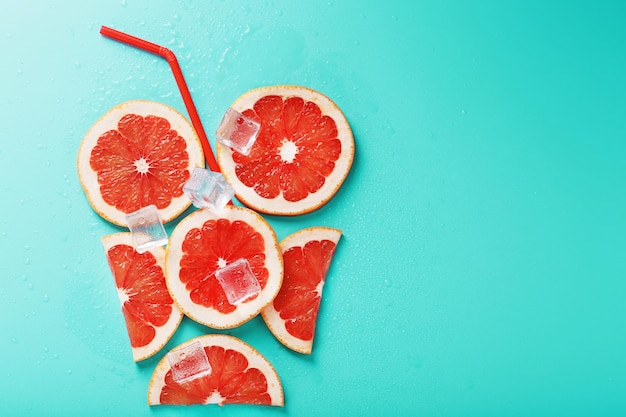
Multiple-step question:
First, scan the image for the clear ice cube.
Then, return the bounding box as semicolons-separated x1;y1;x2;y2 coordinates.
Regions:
125;205;168;253
214;258;261;305
216;107;260;155
167;341;212;384
183;167;235;211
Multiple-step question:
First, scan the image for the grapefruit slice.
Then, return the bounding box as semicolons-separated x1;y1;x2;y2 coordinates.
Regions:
148;334;283;406
165;205;283;329
216;85;354;216
102;233;183;361
262;227;341;354
78;100;204;227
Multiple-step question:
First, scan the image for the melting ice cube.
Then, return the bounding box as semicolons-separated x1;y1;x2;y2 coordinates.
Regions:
214;258;261;305
216;107;260;155
167;341;212;384
125;205;167;253
183;167;234;211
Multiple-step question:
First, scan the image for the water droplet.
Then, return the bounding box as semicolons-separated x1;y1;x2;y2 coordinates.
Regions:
43;294;50;303
461;109;466;115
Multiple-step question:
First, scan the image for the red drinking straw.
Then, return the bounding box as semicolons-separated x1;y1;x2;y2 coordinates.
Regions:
100;26;220;173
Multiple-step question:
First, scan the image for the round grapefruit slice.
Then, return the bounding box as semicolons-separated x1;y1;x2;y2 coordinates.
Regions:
262;227;341;354
78;100;204;227
165;205;283;329
216;85;354;215
148;334;283;406
101;233;183;362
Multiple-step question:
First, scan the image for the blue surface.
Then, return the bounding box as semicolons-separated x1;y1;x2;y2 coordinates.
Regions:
1;1;626;416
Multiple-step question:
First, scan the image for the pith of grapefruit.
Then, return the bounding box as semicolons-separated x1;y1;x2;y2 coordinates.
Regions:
165;205;283;329
78;100;205;227
216;85;354;216
262;227;341;354
148;334;284;406
102;233;183;362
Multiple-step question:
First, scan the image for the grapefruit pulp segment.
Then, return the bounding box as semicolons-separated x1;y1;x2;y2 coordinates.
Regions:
78;100;204;226
262;227;341;354
102;233;183;362
217;86;354;215
165;205;283;329
148;334;284;406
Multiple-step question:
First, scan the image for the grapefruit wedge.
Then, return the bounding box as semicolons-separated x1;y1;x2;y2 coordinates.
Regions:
217;85;354;216
78;100;204;226
165;205;283;329
102;233;183;361
262;227;341;354
148;334;283;406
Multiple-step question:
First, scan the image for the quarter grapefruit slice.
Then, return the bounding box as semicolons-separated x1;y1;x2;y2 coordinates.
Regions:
216;85;354;215
262;227;341;354
102;233;183;361
165;205;283;329
148;334;283;406
78;100;204;226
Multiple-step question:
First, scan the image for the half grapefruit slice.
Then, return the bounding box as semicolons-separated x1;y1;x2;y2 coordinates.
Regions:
78;100;204;226
102;233;183;361
262;227;341;354
165;205;283;329
148;334;284;406
217;85;354;215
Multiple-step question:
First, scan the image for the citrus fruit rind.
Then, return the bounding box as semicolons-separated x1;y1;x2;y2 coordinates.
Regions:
78;100;204;227
102;233;183;362
148;334;284;406
217;85;354;216
165;205;283;329
262;227;341;354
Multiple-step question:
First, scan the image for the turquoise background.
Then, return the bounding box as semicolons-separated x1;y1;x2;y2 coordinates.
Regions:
1;1;625;415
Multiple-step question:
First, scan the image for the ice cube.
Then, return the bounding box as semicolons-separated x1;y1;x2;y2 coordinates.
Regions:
214;258;261;305
216;107;260;155
166;341;212;384
125;205;168;253
183;167;234;211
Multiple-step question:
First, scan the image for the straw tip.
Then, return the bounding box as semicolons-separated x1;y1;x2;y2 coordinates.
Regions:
100;25;114;36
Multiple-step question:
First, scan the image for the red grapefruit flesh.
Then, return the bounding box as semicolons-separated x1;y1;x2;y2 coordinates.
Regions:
148;334;283;406
217;85;354;215
78;100;204;226
165;205;283;329
262;227;341;354
102;233;183;361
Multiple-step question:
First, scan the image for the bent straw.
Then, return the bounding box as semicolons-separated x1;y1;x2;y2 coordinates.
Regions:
100;26;220;173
